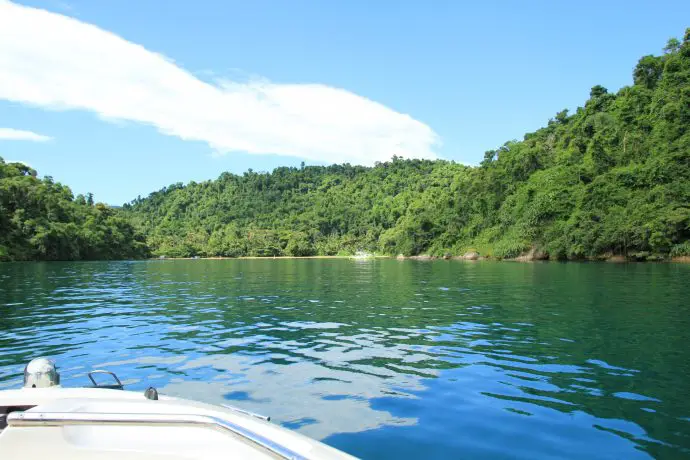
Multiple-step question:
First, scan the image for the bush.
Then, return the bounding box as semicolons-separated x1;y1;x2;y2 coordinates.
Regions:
670;242;690;257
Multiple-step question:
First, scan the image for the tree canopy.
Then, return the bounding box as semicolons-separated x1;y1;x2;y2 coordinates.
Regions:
0;158;148;261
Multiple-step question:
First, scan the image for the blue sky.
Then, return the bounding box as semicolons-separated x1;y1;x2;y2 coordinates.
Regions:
0;0;688;205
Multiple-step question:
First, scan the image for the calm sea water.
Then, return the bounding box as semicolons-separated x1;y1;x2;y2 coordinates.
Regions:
0;260;688;458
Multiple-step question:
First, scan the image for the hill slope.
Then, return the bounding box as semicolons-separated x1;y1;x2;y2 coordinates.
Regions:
0;159;147;261
127;30;689;260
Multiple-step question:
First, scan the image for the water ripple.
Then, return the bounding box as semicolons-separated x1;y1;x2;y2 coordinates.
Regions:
1;260;689;458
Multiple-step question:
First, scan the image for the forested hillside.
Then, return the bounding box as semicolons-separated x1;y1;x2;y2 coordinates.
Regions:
0;158;147;261
126;31;690;260
123;31;690;260
4;31;688;262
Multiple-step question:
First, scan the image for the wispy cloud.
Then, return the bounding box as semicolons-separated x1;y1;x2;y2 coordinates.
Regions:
3;159;33;168
0;128;52;142
0;1;439;165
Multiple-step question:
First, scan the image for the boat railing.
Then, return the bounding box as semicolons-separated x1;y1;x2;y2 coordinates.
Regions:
87;370;124;390
7;411;307;460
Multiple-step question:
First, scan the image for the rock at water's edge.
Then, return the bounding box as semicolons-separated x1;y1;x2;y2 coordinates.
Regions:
514;248;548;262
606;255;628;263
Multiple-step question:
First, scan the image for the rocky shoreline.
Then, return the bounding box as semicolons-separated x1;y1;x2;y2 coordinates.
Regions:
154;252;689;263
399;250;689;263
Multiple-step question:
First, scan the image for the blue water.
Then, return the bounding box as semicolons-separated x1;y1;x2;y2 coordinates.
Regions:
0;260;689;458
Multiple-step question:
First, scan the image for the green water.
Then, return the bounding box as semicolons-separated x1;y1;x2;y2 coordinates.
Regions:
0;260;689;458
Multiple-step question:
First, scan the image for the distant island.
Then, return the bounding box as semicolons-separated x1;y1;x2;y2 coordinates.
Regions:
1;30;689;262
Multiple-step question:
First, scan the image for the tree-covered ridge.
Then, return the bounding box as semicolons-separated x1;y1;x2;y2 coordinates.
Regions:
125;30;690;260
0;158;148;261
125;159;468;257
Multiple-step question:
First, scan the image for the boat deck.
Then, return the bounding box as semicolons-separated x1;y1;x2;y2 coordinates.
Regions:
0;388;355;459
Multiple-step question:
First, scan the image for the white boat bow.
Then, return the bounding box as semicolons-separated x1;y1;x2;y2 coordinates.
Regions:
0;358;356;459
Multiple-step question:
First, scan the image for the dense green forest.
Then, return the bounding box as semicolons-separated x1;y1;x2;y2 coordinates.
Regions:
3;31;689;261
0;158;147;261
124;31;690;261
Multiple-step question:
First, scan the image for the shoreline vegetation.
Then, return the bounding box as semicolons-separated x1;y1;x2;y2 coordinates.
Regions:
154;253;690;263
1;30;689;263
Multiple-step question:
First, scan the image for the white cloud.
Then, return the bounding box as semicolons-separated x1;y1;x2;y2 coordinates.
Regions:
3;159;33;168
0;128;52;142
0;1;439;165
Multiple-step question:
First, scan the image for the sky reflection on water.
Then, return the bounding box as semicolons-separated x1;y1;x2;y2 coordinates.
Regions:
1;260;688;458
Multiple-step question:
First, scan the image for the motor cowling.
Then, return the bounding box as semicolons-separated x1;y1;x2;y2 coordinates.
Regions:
23;358;60;388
